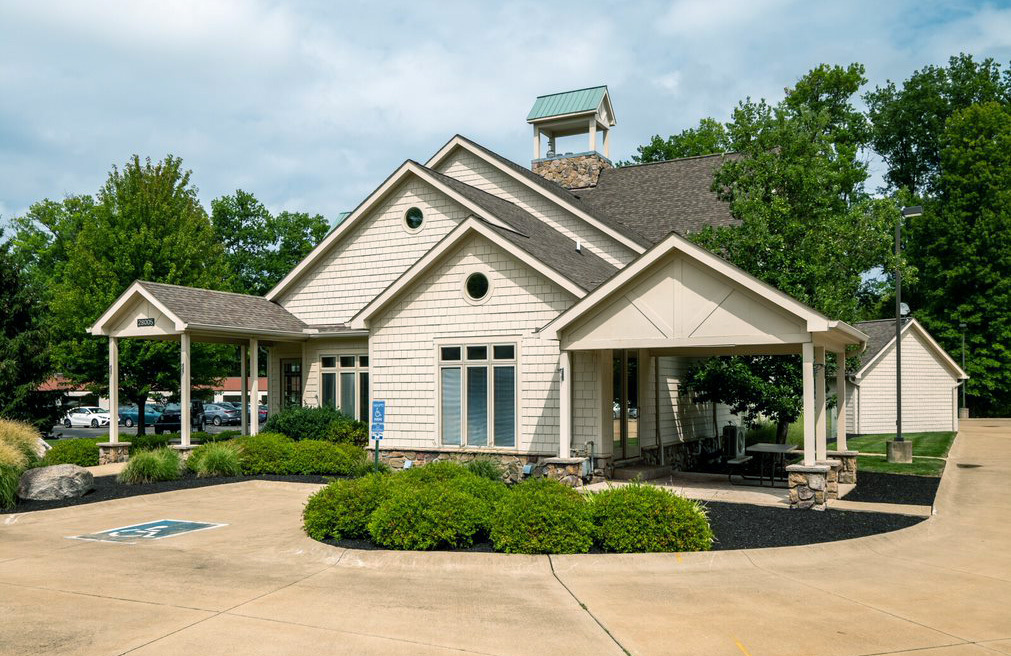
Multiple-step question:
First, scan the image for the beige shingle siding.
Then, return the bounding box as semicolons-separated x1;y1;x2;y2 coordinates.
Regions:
657;356;731;442
277;179;469;325
851;328;958;434
572;351;601;452
435;149;636;270
369;234;575;452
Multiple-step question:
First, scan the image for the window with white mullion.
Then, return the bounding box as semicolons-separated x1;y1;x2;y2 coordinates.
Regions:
320;353;369;421
439;343;516;448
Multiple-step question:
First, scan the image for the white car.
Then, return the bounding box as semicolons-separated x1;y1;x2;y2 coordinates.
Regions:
62;406;113;428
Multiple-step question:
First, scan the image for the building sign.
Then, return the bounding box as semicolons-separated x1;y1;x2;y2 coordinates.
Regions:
371;400;385;440
136;317;156;327
69;519;226;544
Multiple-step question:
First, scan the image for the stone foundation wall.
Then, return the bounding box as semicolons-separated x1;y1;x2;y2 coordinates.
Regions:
786;464;829;510
532;153;612;189
378;448;547;483
640;436;722;472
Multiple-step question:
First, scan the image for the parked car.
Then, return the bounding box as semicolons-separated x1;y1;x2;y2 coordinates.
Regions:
153;401;206;434
204;402;240;426
118;404;163;428
63;406;112;428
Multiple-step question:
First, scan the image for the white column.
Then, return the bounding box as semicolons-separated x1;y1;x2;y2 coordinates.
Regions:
836;351;847;451
180;333;191;447
603;128;611;158
559;350;572;458
240;344;248;436
250;338;259;435
108;337;119;443
815;346;826;461
588;118;597;153
532;125;541;160
802;342;816;466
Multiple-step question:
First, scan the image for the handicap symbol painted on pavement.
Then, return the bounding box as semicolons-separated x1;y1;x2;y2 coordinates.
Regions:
69;519;227;544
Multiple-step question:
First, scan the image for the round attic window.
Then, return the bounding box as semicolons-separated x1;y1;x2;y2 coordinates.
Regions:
465;272;489;301
404;207;424;231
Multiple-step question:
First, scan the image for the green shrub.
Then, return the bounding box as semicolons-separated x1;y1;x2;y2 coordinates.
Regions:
394;460;472;486
234;433;294;474
368;478;488;550
288;441;366;476
0;419;42;466
126;433;171;452
0;463;19;511
188;442;242;478
43;438;102;467
303;473;392;540
325;415;369;447
591;483;714;553
465;458;504;482
0;441;28;470
118;448;182;484
491;478;594;554
262;405;344;441
200;430;241;443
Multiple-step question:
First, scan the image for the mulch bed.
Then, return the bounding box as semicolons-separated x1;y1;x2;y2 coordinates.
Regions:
11;472;331;513
841;471;941;506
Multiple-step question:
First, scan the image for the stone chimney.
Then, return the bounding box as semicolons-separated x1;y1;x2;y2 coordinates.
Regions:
527;86;615;190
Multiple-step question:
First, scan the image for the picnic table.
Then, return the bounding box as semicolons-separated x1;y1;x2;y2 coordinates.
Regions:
744;442;798;487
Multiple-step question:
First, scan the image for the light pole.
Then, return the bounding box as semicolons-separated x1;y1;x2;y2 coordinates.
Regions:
960;322;967;410
889;205;922;463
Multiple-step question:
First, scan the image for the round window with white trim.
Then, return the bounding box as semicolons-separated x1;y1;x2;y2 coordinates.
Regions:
464;272;491;304
404;207;424;232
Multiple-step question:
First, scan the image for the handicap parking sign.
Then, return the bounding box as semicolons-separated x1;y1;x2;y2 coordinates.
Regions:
69;519;226;544
371;400;385;440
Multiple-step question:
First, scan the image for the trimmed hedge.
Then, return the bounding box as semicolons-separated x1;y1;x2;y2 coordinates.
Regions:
591;483;714;553
43;438;103;467
304;473;392;541
491;478;594;554
233;433;295;474
368;478;489;550
288;440;368;476
118;448;182;484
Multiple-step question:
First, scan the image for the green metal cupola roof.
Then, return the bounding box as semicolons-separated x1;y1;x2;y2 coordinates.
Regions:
527;85;614;124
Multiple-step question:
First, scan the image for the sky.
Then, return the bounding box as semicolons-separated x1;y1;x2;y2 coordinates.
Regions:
2;0;1010;226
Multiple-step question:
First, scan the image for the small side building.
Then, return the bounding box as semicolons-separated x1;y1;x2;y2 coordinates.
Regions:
848;319;968;434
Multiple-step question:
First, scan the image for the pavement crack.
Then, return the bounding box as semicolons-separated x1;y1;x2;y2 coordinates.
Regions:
547;554;633;656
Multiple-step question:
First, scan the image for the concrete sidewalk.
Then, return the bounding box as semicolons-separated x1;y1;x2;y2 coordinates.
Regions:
1;420;1008;655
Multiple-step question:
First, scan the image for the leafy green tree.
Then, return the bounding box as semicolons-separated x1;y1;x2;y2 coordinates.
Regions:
905;102;1011;415
50;155;233;433
865;54;1010;195
620;117;730;165
211;190;328;296
0;231;58;428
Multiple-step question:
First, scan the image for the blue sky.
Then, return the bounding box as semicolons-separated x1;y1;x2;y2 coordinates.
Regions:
2;0;1010;226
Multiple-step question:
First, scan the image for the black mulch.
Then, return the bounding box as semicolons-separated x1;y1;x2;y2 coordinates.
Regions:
12;472;332;513
841;471;941;506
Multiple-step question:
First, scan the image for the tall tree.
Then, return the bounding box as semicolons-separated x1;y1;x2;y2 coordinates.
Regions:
865;54;1010;195
50;155;233;433
620;117;731;165
0;231;58;428
211;191;328;296
906;102;1011;415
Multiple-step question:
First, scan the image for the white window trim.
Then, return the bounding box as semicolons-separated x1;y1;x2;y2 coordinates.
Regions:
319;352;369;420
434;336;521;449
403;205;425;235
462;267;493;306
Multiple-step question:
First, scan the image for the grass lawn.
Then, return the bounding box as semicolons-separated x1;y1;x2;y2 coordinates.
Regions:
844;432;956;457
856;455;946;477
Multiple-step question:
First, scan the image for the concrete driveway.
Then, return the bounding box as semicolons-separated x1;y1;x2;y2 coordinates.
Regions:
2;420;1009;656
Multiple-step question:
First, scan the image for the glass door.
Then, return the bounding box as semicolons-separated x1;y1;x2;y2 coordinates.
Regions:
281;359;302;409
611;350;640;460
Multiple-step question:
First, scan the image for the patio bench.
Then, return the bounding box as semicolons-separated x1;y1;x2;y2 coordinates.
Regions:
726;455;753;483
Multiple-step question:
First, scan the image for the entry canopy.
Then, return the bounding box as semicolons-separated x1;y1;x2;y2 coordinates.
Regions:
89;280;312;343
540;232;867;355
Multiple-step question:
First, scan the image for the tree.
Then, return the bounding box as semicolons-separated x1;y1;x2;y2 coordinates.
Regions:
620;117;730;165
0;231;58;428
49;155;233;433
905;102;1011;415
211;191;329;296
865;54;1010;195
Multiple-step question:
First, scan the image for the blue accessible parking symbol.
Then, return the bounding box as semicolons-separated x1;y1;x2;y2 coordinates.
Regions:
69;519;226;544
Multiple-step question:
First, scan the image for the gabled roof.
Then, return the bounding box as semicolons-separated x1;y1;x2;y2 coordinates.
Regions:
853;318;968;379
527;86;613;123
574;153;739;243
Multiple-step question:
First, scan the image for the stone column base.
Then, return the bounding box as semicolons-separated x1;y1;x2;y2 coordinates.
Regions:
97;442;131;465
817;458;842;499
887;440;913;463
170;445;199;461
787;463;830;510
827;450;858;485
541;457;588;487
958;407;969;419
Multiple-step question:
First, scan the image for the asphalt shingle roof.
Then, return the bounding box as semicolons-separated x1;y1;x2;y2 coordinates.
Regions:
574;154;739;244
421;165;618;292
138;281;307;334
853;319;907;371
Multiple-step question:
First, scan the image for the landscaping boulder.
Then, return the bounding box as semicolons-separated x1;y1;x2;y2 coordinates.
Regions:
18;465;94;501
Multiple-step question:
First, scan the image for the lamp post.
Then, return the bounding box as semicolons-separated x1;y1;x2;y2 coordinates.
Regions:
960;322;967;410
888;205;922;463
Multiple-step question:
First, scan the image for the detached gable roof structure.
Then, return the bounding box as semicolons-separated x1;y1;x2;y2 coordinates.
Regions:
89;86;870;500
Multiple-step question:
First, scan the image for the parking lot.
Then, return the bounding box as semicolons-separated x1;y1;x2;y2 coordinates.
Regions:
47;423;238;440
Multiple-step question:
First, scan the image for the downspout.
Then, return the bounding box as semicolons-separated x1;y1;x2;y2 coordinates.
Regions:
655;355;663;465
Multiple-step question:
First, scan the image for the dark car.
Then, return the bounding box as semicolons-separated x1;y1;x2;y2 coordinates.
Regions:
204;402;240;426
153;401;206;434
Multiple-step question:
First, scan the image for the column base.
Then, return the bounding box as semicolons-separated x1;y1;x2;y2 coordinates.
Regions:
786;463;830;510
886;440;913;463
827;450;858;485
97;442;131;465
817;458;842;499
958;407;969;419
170;445;199;461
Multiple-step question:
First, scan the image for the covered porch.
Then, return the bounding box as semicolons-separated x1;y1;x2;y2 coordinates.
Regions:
88;281;320;460
543;233;867;507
